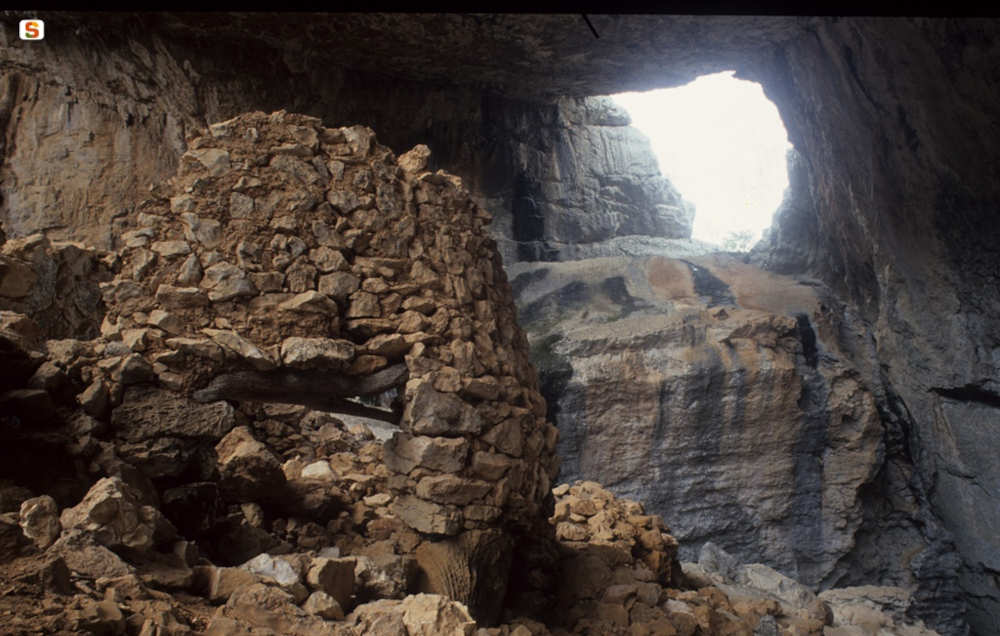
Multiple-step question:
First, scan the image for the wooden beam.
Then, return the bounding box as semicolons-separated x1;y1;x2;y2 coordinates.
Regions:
191;364;407;423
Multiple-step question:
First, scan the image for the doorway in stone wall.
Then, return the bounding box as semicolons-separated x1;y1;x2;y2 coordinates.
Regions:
613;71;792;252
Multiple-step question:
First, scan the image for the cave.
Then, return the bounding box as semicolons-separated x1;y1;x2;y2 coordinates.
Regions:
2;13;999;635
611;70;793;251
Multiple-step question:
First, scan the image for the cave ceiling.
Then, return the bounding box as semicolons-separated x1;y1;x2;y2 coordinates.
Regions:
53;12;817;99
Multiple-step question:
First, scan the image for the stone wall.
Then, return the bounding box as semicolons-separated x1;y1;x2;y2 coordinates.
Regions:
87;110;559;621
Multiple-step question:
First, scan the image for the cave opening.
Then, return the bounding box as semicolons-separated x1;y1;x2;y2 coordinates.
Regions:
612;71;792;251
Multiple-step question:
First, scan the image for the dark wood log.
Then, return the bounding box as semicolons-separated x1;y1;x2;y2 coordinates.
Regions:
191;363;407;423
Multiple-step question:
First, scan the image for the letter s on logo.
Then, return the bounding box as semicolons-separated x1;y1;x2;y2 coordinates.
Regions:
19;19;44;40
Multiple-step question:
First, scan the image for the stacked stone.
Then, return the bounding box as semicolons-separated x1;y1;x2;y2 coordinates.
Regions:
545;481;766;636
91;109;558;545
550;481;681;589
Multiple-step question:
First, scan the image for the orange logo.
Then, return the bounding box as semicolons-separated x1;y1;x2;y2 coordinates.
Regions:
19;19;44;40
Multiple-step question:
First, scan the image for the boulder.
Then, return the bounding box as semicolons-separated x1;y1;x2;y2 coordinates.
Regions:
390;495;462;535
384;432;469;474
0;513;28;561
186;148;231;175
736;563;818;609
309;246;349;273
302;591;345;620
306;556;356;609
203;329;275;370
354;554;418;601
59;477;166;552
180;212;223;247
278;291;339;313
110;387;236;478
212;583;337;635
819;586;937;635
318;271;361;300
151;240;191;258
155;284;209;308
299;460;335;481
404;381;484;436
346;593;476;636
111;386;235;441
196;565;262;603
415;475;492;506
9;555;72;595
241;553;303;588
215;426;286;503
49;530;134;578
18;495;61;549
280;337;355;370
78;377;110;418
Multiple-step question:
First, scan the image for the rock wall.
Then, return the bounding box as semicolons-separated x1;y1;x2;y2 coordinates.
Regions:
508;247;965;632
745;19;1000;634
0;17;690;267
481;96;694;264
0;235;111;340
3;12;1000;635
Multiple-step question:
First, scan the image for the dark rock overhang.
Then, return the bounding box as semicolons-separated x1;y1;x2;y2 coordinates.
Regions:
26;12;815;99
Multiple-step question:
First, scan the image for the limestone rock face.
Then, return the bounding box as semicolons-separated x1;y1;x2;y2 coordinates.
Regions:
742;20;1000;635
483;97;695;264
510;251;962;629
0;235;111;340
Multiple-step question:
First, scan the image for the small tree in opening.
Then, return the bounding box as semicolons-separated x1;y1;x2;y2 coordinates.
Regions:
721;229;756;252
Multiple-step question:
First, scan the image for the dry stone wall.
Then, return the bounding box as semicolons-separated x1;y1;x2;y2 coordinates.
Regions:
88;109;559;618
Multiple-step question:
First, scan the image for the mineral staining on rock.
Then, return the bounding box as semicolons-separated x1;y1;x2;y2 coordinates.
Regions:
511;252;886;585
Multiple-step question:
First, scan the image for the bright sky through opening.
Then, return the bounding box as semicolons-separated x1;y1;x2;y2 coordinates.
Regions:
613;71;792;248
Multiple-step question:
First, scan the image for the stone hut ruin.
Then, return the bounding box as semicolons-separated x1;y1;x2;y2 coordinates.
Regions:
90;110;559;621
